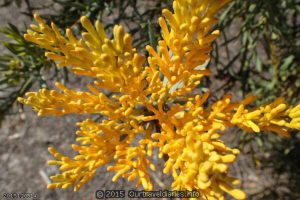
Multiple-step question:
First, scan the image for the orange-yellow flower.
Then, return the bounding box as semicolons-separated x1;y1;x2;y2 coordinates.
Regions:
18;0;300;199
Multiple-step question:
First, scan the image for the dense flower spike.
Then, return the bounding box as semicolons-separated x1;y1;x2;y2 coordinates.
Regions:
18;0;300;199
25;15;147;94
18;82;119;117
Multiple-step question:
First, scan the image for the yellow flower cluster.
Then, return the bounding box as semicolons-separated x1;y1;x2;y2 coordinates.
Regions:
18;0;300;199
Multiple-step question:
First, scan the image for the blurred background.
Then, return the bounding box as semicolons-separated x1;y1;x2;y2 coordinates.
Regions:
0;0;299;199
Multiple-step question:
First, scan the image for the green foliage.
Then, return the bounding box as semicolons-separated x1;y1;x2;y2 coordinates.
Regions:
212;0;299;104
0;24;54;123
